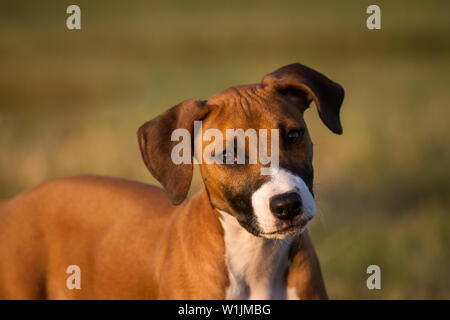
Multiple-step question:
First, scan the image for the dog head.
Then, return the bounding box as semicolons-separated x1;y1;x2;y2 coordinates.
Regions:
138;63;344;238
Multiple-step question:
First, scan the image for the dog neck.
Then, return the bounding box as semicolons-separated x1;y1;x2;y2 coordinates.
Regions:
217;209;294;300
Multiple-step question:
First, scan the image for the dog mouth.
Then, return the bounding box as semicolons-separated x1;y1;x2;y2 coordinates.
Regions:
261;223;302;237
260;216;312;237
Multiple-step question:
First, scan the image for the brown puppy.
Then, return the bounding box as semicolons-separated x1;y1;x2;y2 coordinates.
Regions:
0;63;344;299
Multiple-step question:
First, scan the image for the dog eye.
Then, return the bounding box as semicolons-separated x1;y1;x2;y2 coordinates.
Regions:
287;129;304;144
221;149;238;164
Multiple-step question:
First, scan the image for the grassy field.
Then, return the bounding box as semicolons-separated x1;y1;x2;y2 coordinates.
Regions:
0;0;449;298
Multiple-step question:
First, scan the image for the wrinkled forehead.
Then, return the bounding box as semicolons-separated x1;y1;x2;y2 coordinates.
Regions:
205;84;304;130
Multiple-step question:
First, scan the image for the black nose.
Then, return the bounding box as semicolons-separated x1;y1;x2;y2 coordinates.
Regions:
269;192;302;220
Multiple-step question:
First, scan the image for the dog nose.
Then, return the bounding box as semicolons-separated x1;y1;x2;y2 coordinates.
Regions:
269;192;303;220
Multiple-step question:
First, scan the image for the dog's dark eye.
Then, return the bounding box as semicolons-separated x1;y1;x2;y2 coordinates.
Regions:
287;129;304;144
221;149;238;164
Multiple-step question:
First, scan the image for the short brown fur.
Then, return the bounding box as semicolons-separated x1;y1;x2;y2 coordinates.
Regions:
0;63;344;299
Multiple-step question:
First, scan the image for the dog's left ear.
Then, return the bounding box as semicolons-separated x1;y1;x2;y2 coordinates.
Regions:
262;63;345;134
137;99;209;205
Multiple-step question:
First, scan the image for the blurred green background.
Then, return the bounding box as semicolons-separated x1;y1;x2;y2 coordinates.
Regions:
0;0;449;299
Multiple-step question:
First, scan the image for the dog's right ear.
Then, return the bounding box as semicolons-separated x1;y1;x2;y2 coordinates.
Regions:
137;99;209;205
262;63;345;134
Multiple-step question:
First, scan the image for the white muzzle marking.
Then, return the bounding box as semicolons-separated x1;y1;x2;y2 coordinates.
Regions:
251;168;316;235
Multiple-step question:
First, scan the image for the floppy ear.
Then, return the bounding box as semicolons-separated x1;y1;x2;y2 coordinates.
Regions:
137;99;209;205
262;63;345;134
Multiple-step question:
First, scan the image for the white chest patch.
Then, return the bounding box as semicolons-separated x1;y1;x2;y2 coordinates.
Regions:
218;211;294;300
